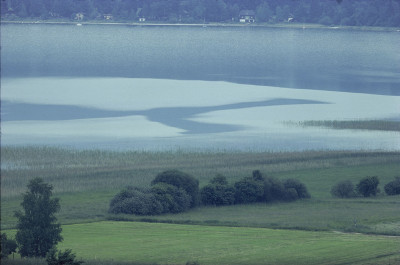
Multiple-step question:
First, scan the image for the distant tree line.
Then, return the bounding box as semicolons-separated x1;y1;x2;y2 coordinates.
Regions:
1;0;400;27
109;169;310;216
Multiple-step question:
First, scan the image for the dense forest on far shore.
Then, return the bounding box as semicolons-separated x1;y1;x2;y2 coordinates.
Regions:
1;0;400;27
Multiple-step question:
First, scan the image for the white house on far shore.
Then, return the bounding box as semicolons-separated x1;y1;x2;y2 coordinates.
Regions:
239;10;255;23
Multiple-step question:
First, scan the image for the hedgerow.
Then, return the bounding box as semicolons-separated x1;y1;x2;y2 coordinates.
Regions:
110;169;311;216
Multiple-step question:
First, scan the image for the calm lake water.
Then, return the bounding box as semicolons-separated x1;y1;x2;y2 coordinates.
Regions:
1;24;399;151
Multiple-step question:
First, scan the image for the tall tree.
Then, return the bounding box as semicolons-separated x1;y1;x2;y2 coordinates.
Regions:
15;178;63;258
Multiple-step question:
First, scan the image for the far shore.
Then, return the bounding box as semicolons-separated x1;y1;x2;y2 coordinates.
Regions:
2;19;400;32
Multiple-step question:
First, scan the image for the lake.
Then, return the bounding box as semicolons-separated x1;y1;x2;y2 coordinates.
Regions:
1;23;399;151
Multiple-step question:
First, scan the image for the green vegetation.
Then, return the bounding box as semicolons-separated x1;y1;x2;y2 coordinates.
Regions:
200;175;235;206
0;233;17;259
331;180;356;198
296;120;400;132
111;168;310;216
14;178;62;258
152;170;200;207
1;146;400;264
356;176;380;197
201;170;310;206
46;248;84;265
385;176;400;196
109;186;167;215
2;147;400;233
4;222;400;265
109;170;199;215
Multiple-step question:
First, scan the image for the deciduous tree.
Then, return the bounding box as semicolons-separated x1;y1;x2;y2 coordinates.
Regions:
15;178;62;258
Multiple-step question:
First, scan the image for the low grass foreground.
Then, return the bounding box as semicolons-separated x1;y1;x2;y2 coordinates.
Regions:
4;221;400;265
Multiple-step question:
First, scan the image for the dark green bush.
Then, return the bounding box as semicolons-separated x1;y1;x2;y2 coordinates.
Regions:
263;177;286;202
210;174;229;185
214;185;235;206
1;233;17;259
284;188;299;201
331;180;356;198
283;179;311;199
151;183;191;213
234;170;310;204
109;187;163;215
234;177;264;204
252;170;264;181
151;170;199;207
384;177;400;196
356;176;380;197
46;248;84;265
200;175;235;206
200;185;216;205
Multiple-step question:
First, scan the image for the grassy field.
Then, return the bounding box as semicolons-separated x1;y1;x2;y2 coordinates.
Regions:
2;147;400;233
1;146;400;264
4;221;400;265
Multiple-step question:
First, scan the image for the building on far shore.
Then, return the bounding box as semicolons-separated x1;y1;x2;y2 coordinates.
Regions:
103;14;113;20
75;13;84;21
239;10;255;23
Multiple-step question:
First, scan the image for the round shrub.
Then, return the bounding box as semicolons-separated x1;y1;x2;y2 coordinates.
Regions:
252;170;264;181
356;176;379;197
263;177;286;202
201;175;235;206
109;187;163;215
214;185;235;206
200;185;216;205
283;179;311;199
284;188;299;201
331;180;356;198
384;177;400;196
210;174;229;185
151;170;199;207
234;177;264;204
151;183;191;213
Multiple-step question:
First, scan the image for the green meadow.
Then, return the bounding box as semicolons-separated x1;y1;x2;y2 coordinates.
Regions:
4;221;400;265
1;146;400;264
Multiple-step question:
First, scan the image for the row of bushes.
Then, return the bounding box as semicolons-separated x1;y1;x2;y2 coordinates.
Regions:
331;176;400;198
109;169;310;216
201;170;310;206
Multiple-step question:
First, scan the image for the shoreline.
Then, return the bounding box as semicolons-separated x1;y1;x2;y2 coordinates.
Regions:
2;19;399;32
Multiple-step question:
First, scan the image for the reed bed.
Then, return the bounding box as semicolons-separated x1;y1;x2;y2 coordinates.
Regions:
295;120;400;132
2;146;399;198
